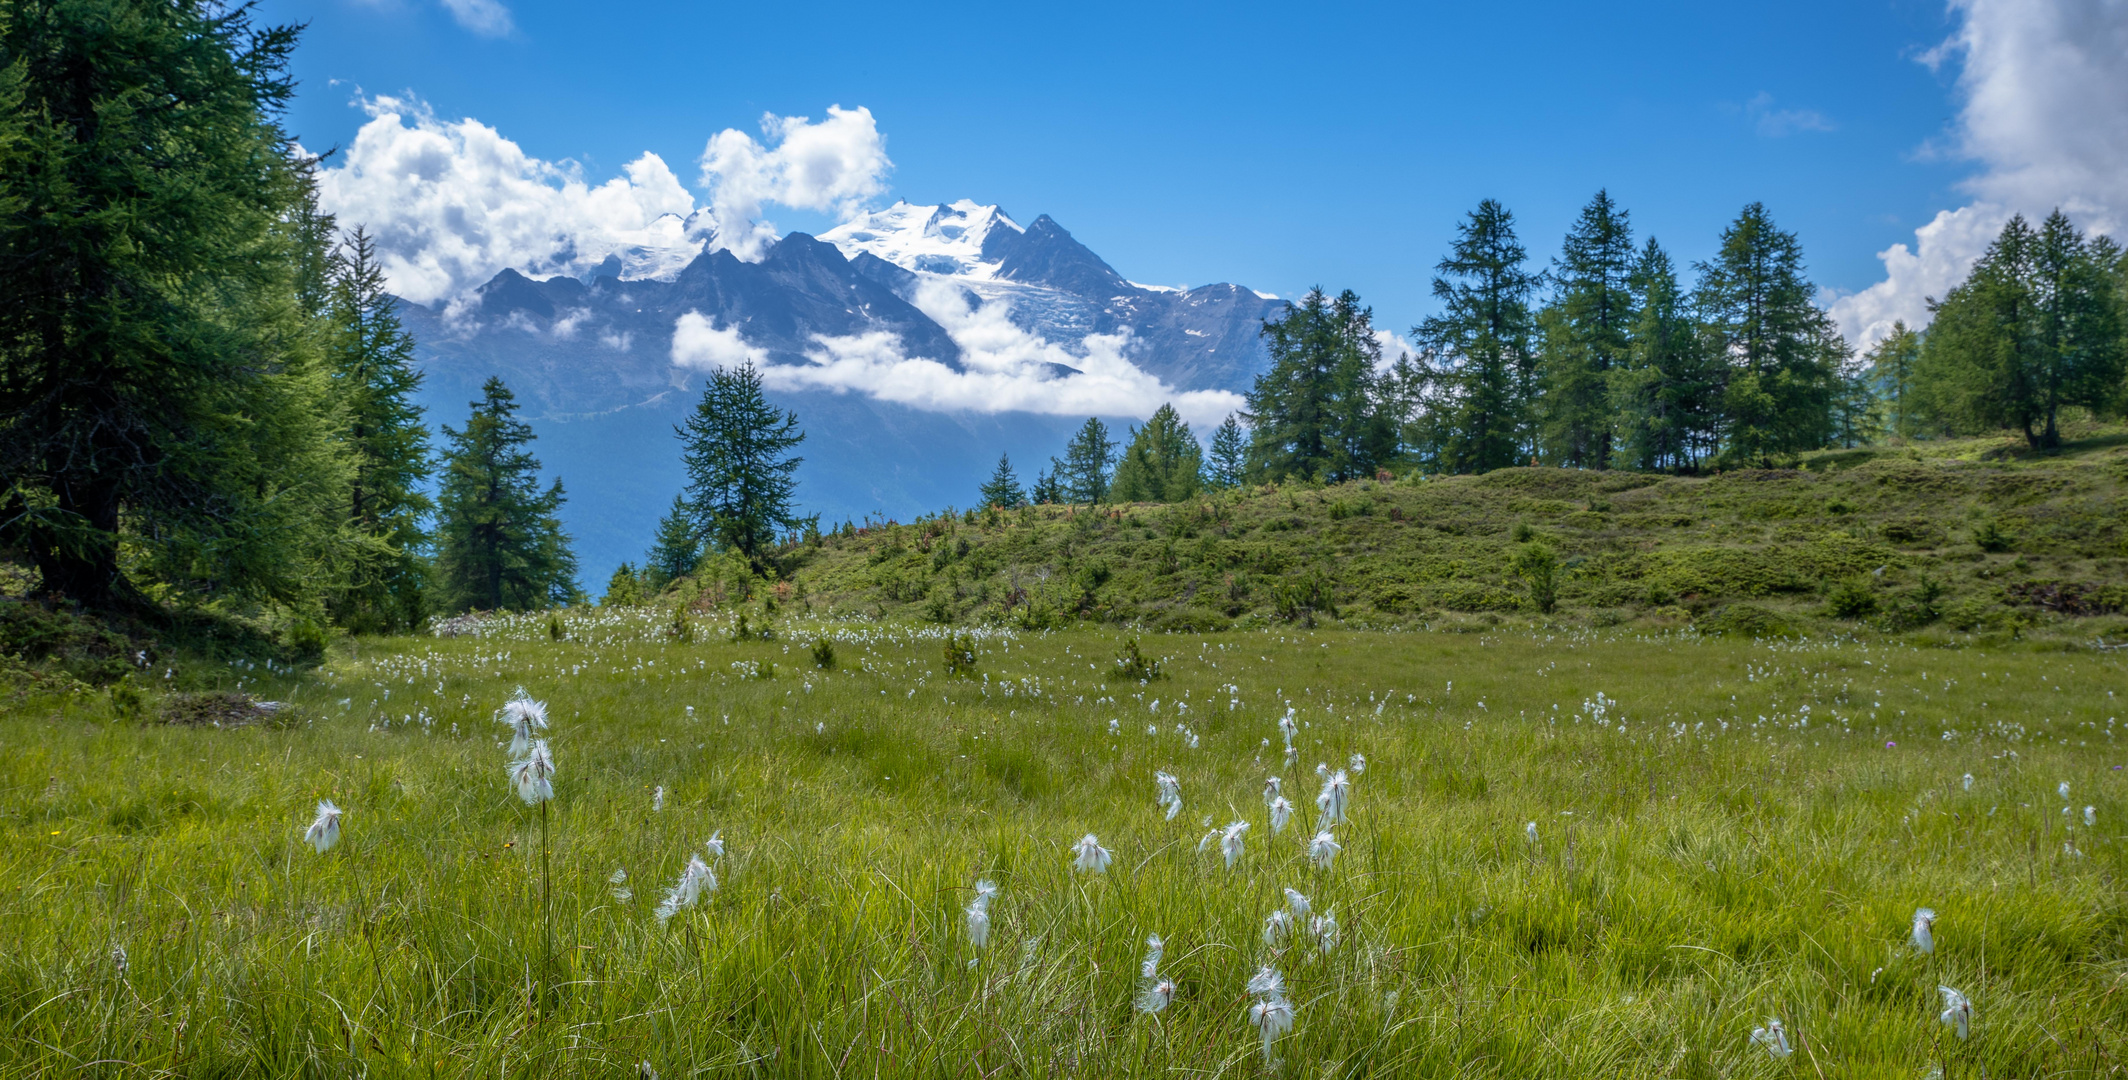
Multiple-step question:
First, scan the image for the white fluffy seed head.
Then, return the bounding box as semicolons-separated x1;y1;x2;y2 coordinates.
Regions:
654;855;714;923
510;741;556;805
1072;834;1112;873
1263;908;1293;946
1270;796;1294;835
1309;830;1341;870
1283;887;1310;920
1911;907;1936;954
1141;934;1164;978
1136;977;1175;1014
304;800;342;853
499;692;548;755
1751;1018;1792;1058
1939;986;1972;1039
1220;820;1249;869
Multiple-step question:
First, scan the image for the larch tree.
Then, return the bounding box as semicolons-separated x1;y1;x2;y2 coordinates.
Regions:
1110;405;1204;503
679;360;807;571
1611;239;1719;471
1413;201;1541;473
434;378;580;612
978;453;1026;509
1053;418;1117;504
1246;289;1394;483
1692;202;1844;462
1537;190;1636;469
1206;414;1247;489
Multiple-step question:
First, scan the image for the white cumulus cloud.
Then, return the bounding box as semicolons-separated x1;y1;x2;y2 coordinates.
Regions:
1830;0;2128;347
698;106;892;261
669;280;1244;427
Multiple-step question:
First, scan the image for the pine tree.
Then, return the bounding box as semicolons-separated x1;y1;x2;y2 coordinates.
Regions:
679;360;807;571
1029;468;1063;505
1246;289;1394;483
1611;239;1721;471
978;453;1026;509
1693;203;1844;462
1207;414;1247;488
601;562;647;607
1537;191;1636;469
1413;201;1541;473
1864;322;1925;439
434;378;580;612
0;0;348;609
642;494;701;588
1110;405;1204;503
323;226;433;633
1053;418;1117;504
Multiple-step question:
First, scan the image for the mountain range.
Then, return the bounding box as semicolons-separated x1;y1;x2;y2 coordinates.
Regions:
396;200;1290;586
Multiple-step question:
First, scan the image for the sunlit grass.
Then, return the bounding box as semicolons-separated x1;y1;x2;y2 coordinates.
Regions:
2;612;2123;1077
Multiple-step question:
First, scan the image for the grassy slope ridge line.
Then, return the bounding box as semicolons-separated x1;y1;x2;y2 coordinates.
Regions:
788;428;2128;642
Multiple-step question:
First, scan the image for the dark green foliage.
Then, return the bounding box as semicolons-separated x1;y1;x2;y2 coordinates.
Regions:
1413;201;1542;472
979;453;1026;509
681;360;806;572
1206;415;1247;489
602;562;648;607
1824;577;1877;619
1865;322;1924;439
642;495;701;589
434;378;580;613
1029;468;1063;505
1108;637;1163;681
1052;418;1116;504
1538;191;1636;469
0;0;345;609
1693;203;1845;463
1110;405;1203;503
1508;541;1558;614
0;599;135;685
322;227;432;633
942;632;978;677
1914;212;2125;449
1612;240;1722;471
1972;516;2014;553
810;638;835;669
666;607;694;644
1248;289;1396;483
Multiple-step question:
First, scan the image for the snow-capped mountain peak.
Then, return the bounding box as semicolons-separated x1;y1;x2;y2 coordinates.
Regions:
821;199;1023;278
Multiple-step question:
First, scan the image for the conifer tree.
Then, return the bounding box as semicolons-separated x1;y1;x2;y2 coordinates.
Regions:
1110;405;1204;503
601;562;647;606
1414;201;1541;473
642;494;700;588
1537;191;1636;469
1053;418;1117;503
978;453;1026;509
1693;203;1843;462
1029;468;1063;505
1864;322;1925;439
1207;414;1247;488
1611;239;1721;471
1246;289;1394;483
679;360;806;571
323;226;433;632
434;378;580;612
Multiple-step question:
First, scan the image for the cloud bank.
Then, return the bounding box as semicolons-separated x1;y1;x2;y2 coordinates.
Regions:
669;281;1246;428
699;106;891;260
1830;0;2128;347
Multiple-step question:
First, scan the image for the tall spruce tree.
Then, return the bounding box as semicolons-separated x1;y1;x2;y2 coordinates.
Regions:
1693;203;1844;462
1537;191;1636;469
642;494;700;589
1029;468;1063;505
1053;418;1117;503
978;453;1026;509
1864;321;1925;439
0;0;349;608
1414;201;1541;473
1110;404;1204;503
1246;289;1394;483
434;378;579;612
1611;239;1720;471
1915;211;2124;449
323;226;432;633
679;360;806;571
1206;414;1247;488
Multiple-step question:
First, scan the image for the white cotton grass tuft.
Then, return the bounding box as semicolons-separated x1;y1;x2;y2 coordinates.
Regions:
1245;965;1296;1063
1219;820;1249;869
1269;796;1294;835
1939;986;1972;1039
1316;769;1350;825
703;829;725;859
966;879;999;950
609;868;632;902
1309;910;1339;953
304;800;342;853
1263;908;1293;947
2085;805;2097;827
1246;964;1284;1000
111;943;128;978
1911;907;1936;954
1135;934;1173;1014
1524;821;1539;846
654;855;715;923
1154;771;1183;820
1263;776;1282;805
1140;933;1164;979
1962;773;1974;791
1750;1017;1793;1058
1348;752;1366;775
652;785;665;812
1073;834;1113;874
498;690;548;756
1283;887;1311;921
2059;781;2070;801
510;741;556;805
1278;710;1298;750
1308;829;1341;870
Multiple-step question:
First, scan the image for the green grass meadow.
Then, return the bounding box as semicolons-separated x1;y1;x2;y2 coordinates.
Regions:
3;614;2126;1077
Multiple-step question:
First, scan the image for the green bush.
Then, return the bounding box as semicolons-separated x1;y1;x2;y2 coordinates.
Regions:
1508;542;1559;615
942;633;979;677
810;638;836;669
1109;637;1164;681
1824;577;1878;619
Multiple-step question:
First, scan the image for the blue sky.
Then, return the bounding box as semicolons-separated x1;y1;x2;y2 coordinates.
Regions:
262;0;2018;341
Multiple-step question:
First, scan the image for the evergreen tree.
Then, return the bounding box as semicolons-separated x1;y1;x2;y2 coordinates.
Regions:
1693;203;1843;462
1864;321;1925;439
679;361;806;571
1109;404;1204;503
601;562;648;607
434;378;579;612
1537;191;1636;469
1830;355;1883;449
1053;417;1117;503
323;226;432;633
1612;240;1721;471
1413;201;1541;473
0;0;348;609
1246;289;1394;483
1029;468;1063;505
1206;414;1247;488
978;453;1026;509
642;494;701;588
1915;211;2125;449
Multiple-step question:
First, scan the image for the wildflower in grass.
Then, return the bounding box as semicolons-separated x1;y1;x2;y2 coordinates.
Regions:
1220;820;1250;869
111;944;127;978
967;879;999;950
1269;796;1294;835
1911;908;1936;954
1278;709;1298;750
653;785;665;812
1263;908;1293;947
1309;829;1341;870
510;741;556;804
304;800;342;853
609;868;632;901
1524;821;1539;846
637;1063;658;1080
1245;965;1296;1063
1136;934;1173;1013
704;829;725;859
2059;781;2070;801
1938;986;1972;1039
1283;887;1310;921
1317;769;1350;825
1309;910;1339;953
1154;771;1183;820
1750;1018;1793;1058
2085;806;2096;826
1263;776;1282;805
1073;834;1113;873
1348;753;1366;775
1962;773;1974;791
1247;964;1284;1000
655;855;715;922
1140;933;1164;978
499;691;548;756
1109;718;1120;736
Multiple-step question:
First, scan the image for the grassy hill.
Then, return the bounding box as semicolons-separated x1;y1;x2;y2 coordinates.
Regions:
780;424;2128;645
